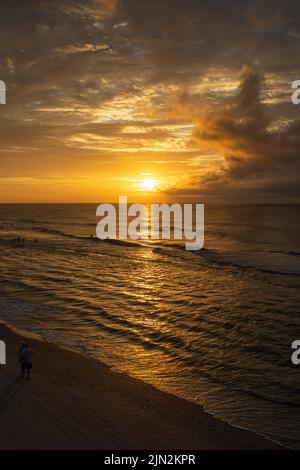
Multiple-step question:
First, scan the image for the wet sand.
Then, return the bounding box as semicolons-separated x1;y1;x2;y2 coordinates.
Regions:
0;323;282;449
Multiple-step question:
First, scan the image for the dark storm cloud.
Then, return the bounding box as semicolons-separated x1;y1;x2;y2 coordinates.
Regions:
2;0;299;103
122;0;300;79
166;64;300;201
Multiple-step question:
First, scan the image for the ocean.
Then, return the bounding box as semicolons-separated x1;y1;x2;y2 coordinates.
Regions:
0;203;299;448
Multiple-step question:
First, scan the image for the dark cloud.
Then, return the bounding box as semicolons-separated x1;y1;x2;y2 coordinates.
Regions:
166;64;300;201
122;0;300;80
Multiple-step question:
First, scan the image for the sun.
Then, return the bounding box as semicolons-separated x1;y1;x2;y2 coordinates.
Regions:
139;177;158;191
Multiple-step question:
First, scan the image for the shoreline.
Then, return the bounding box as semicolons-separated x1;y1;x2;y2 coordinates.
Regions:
0;322;283;450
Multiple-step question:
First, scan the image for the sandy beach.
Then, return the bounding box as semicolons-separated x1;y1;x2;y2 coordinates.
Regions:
0;323;282;450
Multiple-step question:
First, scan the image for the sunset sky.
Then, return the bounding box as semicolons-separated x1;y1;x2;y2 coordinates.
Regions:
0;0;299;203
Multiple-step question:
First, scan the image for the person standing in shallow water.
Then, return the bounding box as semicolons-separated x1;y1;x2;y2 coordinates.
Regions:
19;342;35;379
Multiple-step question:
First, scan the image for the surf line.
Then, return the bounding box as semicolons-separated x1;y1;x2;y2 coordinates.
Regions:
0;80;6;104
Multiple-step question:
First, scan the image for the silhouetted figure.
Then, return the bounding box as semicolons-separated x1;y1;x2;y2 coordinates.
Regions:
19;342;34;379
18;342;26;360
18;341;26;372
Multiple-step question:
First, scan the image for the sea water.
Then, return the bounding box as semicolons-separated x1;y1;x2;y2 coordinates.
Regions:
0;203;299;448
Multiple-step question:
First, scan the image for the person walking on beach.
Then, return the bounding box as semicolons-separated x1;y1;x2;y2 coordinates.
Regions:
19;342;34;379
18;341;26;366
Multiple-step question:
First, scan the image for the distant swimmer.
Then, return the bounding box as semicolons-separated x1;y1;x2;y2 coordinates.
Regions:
19;342;35;379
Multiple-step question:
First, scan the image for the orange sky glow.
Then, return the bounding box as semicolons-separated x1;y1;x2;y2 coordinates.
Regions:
0;1;299;203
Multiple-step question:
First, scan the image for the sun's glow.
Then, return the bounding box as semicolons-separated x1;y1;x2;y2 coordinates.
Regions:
139;178;158;191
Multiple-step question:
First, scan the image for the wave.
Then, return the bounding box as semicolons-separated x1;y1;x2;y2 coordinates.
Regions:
270;250;300;257
37;227;300;276
1;226;145;251
243;387;300;408
195;248;300;276
36;227;80;238
3;221;300;276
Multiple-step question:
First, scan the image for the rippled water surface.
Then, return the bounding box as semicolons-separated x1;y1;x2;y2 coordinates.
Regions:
0;204;299;448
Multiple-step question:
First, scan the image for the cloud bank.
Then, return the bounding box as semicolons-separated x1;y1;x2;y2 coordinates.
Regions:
0;0;299;201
